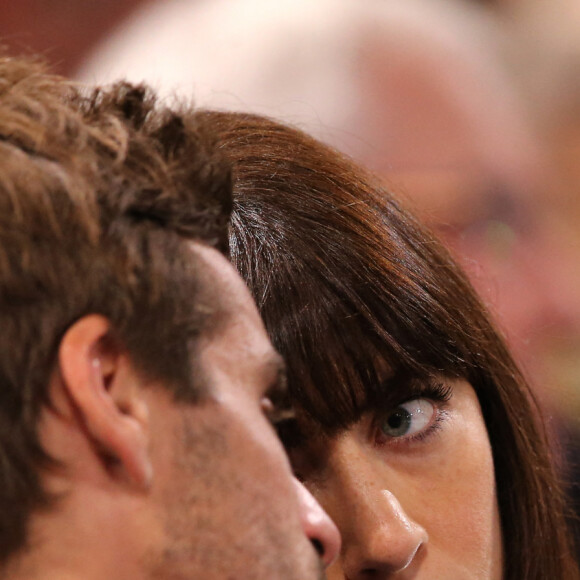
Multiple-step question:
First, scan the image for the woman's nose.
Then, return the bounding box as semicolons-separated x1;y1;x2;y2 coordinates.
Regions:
338;488;427;578
294;477;342;568
321;445;428;579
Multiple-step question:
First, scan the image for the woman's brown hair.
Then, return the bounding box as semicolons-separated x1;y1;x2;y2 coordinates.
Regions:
195;110;579;579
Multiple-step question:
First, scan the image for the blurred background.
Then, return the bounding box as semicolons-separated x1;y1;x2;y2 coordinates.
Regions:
2;0;580;544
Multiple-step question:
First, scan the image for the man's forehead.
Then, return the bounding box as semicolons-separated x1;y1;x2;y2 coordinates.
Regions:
188;245;288;410
188;241;281;375
188;241;256;312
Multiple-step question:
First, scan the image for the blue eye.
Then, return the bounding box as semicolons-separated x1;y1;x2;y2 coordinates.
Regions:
380;399;435;438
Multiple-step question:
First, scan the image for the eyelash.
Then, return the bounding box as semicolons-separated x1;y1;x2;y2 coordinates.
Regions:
373;381;453;447
261;397;296;429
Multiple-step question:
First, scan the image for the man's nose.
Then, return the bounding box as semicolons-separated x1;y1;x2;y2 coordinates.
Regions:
294;477;342;568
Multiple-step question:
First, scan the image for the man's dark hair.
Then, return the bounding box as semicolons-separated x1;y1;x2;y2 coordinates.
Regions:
0;55;232;562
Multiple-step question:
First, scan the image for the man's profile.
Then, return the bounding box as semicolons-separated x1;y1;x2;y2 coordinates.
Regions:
0;55;339;579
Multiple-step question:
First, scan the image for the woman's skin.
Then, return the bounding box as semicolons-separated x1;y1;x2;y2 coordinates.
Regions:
288;378;503;579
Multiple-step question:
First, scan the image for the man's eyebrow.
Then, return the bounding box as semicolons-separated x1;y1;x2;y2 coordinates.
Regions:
263;354;300;444
264;353;288;403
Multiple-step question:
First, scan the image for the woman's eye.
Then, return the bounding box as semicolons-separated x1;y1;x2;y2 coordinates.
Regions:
380;398;435;438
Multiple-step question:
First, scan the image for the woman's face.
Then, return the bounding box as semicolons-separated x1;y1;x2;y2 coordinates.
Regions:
289;378;503;579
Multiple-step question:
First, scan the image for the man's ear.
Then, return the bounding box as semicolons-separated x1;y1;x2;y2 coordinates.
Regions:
58;314;152;490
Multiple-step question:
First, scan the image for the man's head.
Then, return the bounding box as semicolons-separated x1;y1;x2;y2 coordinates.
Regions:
0;55;338;579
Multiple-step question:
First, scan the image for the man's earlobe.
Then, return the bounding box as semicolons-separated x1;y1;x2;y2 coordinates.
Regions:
58;314;153;490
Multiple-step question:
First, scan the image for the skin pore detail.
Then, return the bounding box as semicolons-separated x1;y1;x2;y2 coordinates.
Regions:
283;377;503;579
